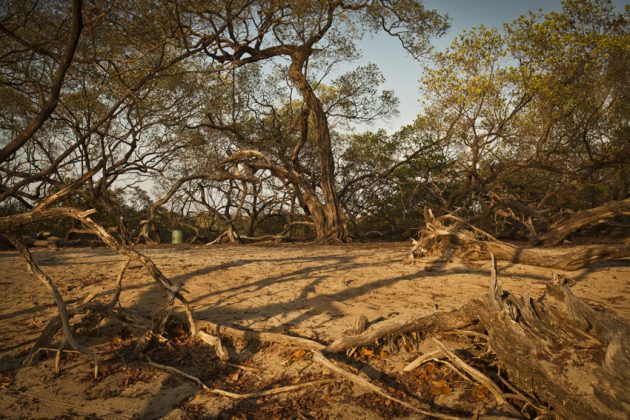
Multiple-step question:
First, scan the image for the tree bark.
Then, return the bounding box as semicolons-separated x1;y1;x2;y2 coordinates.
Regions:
287;52;348;242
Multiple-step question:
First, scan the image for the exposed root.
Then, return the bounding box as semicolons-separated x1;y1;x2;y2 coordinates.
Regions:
147;358;334;400
7;234;99;374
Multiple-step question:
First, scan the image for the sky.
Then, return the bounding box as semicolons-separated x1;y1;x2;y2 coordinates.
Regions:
352;0;628;132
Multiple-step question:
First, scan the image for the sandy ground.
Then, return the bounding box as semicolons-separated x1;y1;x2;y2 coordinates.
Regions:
0;243;628;418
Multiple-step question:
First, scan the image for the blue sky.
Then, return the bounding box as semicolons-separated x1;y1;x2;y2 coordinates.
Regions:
353;0;628;132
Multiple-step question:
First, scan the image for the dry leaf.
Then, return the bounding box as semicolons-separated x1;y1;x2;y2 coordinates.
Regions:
472;384;487;401
423;362;439;377
289;348;307;361
360;348;374;358
430;379;452;396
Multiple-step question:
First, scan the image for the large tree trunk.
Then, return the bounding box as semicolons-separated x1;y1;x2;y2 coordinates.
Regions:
287;52;348;242
480;265;630;419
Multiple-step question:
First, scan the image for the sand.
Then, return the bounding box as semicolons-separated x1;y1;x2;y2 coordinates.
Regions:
0;243;628;418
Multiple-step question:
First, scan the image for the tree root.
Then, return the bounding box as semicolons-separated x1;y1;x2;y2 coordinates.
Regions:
7;234;99;374
147;358;334;399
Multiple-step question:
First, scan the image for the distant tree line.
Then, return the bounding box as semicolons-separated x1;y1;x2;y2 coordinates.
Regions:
0;0;627;245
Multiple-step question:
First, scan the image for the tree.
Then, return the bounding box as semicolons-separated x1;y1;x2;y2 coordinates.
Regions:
178;0;448;241
415;0;629;237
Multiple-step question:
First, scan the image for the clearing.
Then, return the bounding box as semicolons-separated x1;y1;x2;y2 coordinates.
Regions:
1;243;629;418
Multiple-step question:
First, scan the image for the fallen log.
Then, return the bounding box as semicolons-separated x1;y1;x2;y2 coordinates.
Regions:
485;240;630;271
479;257;630;418
541;197;630;246
410;208;630;270
195;319;326;351
326;300;480;353
331;257;630;418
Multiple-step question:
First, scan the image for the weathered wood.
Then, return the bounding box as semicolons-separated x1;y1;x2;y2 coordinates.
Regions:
195;319;326;351
486;241;630;271
0;208;96;233
541;197;630;246
326;301;480;353
322;257;630;418
478;260;630;419
402;350;442;372
411;208;630;270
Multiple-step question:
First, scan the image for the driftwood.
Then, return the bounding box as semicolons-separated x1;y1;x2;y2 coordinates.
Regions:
478;257;630;418
194;319;325;351
409;208;630;270
331;256;630;418
540;197;630;246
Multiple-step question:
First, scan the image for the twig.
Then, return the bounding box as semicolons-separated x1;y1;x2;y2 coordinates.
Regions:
311;351;463;419
403;350;442;372
107;258;130;309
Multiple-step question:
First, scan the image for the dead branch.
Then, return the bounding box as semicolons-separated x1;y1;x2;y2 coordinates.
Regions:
326;301;480;353
195;319;325;351
6;234;99;367
410;208;630;270
541;197;630;246
312;351;463;419
402;350;442;372
107;258;131;309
